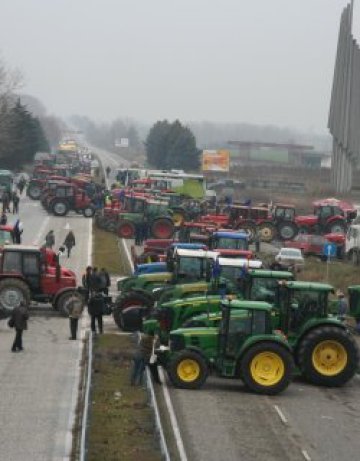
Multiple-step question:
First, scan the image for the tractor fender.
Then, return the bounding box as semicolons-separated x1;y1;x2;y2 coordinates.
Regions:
235;337;292;377
182;346;212;367
327;215;346;224
0;274;28;283
52;287;81;309
292;318;346;363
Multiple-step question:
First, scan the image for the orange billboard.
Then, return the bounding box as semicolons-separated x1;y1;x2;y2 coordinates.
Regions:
202;150;230;172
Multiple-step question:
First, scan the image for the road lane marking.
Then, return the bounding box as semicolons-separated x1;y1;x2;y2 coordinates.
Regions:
273;405;288;425
33;216;50;245
158;367;188;461
301;449;312;461
87;218;92;266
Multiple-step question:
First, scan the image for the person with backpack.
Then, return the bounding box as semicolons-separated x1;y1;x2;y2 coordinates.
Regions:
63;230;76;257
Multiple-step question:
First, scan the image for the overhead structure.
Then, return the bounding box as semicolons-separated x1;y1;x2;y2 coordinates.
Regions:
328;0;360;192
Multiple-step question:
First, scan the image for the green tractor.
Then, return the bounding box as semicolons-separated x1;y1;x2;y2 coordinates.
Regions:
158;300;295;395
156;281;359;388
117;197;175;240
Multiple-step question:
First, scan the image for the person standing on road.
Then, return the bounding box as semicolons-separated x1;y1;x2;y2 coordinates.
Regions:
63;230;76;257
87;292;104;334
0;212;7;225
12;192;20;214
82;266;93;302
68;297;83;340
99;267;111;295
90;267;103;293
9;301;29;352
130;330;152;385
2;191;11;213
45;230;55;249
13;218;23;244
106;166;111;178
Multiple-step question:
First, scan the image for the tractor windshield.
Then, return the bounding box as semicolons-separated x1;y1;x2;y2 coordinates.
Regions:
215;237;248;250
249;277;279;304
177;256;206;282
221;266;242;284
286;289;328;331
147;203;168;216
274;207;295;221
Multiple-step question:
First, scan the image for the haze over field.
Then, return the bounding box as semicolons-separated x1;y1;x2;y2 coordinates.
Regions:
0;0;358;134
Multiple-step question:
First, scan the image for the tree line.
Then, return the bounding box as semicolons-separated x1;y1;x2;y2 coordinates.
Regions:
0;59;53;169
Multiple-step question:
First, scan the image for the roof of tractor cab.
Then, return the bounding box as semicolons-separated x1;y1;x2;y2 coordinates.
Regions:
3;244;40;252
213;231;248;240
221;299;273;311
218;257;262;269
175;248;219;259
283;281;334;292
246;269;294;279
170;243;208;250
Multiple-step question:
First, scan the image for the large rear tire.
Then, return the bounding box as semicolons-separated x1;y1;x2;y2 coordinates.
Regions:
240;342;294;395
0;278;31;316
52;200;69;217
55;290;85;317
168;350;208;389
258;222;276;242
27;184;42;200
297;326;359;386
113;291;154;329
277;221;298;240
325;220;346;234
118;220;136;239
151;218;174;239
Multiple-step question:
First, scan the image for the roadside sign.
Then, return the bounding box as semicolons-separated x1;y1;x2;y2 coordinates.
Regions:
323;242;337;258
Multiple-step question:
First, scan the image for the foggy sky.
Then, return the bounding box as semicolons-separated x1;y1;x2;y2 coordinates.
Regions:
0;0;357;132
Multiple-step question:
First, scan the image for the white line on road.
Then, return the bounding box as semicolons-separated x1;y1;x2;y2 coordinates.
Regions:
121;238;134;272
87;218;93;266
33;215;50;245
301;449;312;461
273;404;288;425
158;367;188;461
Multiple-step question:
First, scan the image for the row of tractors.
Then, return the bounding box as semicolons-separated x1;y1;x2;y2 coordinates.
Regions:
108;226;360;396
94;177;357;243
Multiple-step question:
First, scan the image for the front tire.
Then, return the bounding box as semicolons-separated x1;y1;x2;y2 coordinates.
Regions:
297;326;359;386
151;218;175;239
278;221;298;240
118;220;136;239
240;342;294;395
82;206;95;218
0;279;31;316
168;350;208;389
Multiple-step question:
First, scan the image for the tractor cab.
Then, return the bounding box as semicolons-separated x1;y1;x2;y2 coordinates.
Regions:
210;231;251;258
277;281;334;334
168;248;219;284
48;183;94;217
347;285;360;323
0;245;76;299
241;269;295;304
272;204;296;222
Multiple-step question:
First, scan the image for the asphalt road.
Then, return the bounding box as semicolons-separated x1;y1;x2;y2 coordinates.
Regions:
93;145;360;461
0;193;91;461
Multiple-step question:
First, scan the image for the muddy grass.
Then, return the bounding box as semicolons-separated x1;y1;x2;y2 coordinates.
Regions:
87;334;162;461
93;225;123;275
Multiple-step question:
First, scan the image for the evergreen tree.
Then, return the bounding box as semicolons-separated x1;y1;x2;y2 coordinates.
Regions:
145;119;200;171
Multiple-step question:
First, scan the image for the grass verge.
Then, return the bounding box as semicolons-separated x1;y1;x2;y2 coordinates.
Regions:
87;334;162;461
93;224;123;275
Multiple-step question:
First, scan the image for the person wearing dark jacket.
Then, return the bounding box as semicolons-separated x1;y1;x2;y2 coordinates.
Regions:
9;302;29;352
99;267;111;295
63;230;76;257
87;292;104;334
90;267;103;293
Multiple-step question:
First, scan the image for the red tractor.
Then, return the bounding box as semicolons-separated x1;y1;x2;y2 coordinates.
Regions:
0;245;83;319
295;200;356;235
46;183;96;218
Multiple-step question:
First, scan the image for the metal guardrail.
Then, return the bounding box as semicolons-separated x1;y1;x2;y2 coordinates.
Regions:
79;331;93;461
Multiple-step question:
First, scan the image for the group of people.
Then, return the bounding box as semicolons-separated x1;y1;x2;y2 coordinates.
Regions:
44;229;76;257
67;266;112;340
1;190;20;215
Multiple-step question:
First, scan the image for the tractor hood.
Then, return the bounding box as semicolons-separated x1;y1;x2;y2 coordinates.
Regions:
295;215;318;226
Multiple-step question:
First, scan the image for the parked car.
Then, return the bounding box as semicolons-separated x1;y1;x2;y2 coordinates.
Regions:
284;234;326;256
274;248;305;270
285;233;345;259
